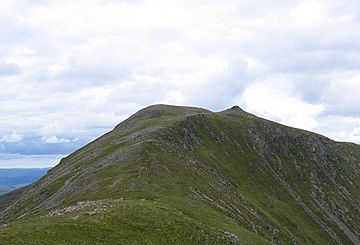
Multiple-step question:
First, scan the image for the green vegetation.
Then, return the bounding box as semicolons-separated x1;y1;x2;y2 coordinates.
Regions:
0;196;269;245
0;104;359;244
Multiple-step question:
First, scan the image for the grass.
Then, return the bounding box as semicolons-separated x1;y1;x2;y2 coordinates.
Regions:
0;195;269;245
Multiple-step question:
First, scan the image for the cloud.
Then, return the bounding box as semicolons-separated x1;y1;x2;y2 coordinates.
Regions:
1;0;360;167
42;136;71;144
290;0;330;26
313;115;360;143
320;75;360;116
0;133;24;143
238;79;324;130
0;63;21;76
349;126;360;143
0;153;62;168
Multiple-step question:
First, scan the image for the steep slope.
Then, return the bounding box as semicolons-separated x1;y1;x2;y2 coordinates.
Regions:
0;105;359;244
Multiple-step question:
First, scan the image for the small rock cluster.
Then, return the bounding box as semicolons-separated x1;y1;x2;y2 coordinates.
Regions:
222;231;240;244
46;198;123;217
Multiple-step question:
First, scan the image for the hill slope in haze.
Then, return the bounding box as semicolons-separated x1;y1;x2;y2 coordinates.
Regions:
0;105;359;244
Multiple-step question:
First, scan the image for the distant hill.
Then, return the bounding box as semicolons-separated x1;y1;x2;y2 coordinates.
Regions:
0;168;50;195
0;186;12;196
0;105;359;244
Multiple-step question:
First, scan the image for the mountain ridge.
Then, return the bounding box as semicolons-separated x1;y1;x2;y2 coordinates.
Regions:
0;104;359;244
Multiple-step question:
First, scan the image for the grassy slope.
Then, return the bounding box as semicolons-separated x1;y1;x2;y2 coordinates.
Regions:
183;109;359;244
0;105;359;244
0;196;269;245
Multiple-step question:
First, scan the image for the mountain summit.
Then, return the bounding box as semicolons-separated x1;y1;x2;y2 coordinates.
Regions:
0;105;359;244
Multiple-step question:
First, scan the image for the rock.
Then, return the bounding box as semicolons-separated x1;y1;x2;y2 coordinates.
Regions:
223;231;240;244
46;198;122;217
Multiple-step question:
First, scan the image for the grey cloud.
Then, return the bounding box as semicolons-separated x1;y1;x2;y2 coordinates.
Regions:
58;69;118;84
184;58;252;110
0;63;21;76
320;83;360;117
0;135;89;155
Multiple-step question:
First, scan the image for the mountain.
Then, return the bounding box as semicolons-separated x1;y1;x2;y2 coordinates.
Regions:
0;105;359;244
0;186;12;196
0;168;50;195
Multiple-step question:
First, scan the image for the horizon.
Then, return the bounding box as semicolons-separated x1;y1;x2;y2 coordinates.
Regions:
2;103;359;168
0;166;52;170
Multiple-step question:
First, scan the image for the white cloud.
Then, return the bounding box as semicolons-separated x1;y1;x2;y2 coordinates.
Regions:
290;0;330;26
0;132;24;143
321;74;360;116
349;126;360;143
161;91;186;105
239;79;324;130
318;116;360;144
0;154;62;168
42;136;71;144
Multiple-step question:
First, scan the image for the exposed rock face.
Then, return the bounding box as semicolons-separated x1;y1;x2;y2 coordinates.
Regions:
0;104;359;244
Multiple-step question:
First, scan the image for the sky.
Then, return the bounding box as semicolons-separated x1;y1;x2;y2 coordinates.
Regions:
0;0;360;168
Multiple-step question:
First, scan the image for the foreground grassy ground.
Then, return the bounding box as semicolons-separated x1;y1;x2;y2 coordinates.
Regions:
0;194;269;244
